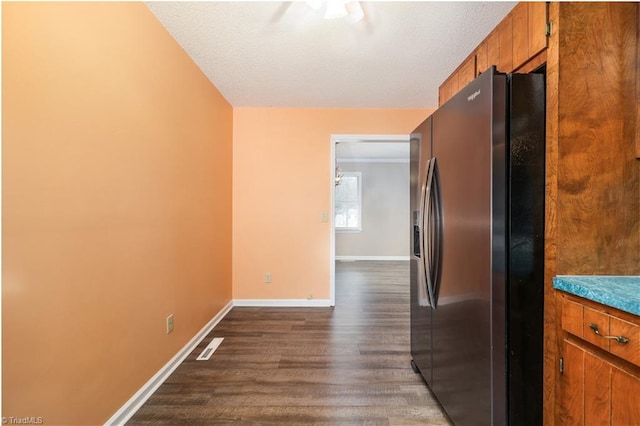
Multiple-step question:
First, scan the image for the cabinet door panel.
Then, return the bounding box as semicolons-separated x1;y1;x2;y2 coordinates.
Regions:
457;56;476;89
611;367;640;425
438;85;446;106
562;297;584;337
512;3;529;70
561;340;584;425
498;14;513;72
528;1;547;57
476;42;488;76
609;316;640;367
584;351;611;425
486;30;499;72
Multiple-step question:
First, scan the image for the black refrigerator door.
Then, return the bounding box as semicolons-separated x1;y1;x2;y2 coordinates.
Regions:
430;68;505;426
505;72;545;426
410;116;433;386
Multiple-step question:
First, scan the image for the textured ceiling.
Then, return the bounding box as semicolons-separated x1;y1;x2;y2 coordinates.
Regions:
146;1;516;108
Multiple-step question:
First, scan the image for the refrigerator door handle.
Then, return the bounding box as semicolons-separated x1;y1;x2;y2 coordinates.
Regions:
423;157;437;307
431;158;444;307
417;164;431;307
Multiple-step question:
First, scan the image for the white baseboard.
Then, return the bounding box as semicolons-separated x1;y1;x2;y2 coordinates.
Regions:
104;300;233;426
335;256;410;261
233;299;332;307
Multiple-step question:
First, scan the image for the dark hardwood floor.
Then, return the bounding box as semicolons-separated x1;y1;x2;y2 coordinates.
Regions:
127;261;450;425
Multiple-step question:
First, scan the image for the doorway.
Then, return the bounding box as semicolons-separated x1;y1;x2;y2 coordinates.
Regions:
329;134;410;305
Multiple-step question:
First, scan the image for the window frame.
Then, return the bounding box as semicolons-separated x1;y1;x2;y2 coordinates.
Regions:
334;171;362;233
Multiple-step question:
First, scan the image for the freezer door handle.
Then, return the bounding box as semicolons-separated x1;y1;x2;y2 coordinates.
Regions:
418;162;432;306
430;158;444;308
423;157;437;307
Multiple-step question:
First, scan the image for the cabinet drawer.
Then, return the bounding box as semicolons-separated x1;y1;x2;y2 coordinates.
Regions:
562;297;584;337
584;307;610;351
561;294;640;368
610;316;640;367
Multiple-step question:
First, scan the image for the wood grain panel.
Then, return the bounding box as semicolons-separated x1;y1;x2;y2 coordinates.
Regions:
457;55;476;89
561;297;583;338
476;42;488;76
584;351;611;425
609;316;640;367
560;340;584;425
439;73;458;106
555;2;640;275
512;2;529;70
498;13;513;72
528;1;548;58
486;30;500;73
515;50;547;74
611;366;640;425
545;4;560;425
637;3;640;159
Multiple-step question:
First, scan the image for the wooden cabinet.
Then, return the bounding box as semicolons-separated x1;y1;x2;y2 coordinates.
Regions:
438;73;457;105
475;41;487;77
512;3;529;69
457;55;476;89
497;11;513;72
486;29;500;74
438;54;476;105
637;5;640;159
438;2;548;105
548;2;639;276
528;1;548;60
511;2;548;70
561;340;640;425
559;294;640;425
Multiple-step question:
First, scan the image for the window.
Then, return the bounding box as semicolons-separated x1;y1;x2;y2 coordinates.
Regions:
335;172;361;231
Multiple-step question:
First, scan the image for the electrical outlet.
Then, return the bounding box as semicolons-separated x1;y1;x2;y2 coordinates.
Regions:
265;273;272;283
166;314;174;334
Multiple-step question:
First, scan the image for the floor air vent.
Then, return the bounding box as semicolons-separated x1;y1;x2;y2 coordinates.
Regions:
196;337;224;361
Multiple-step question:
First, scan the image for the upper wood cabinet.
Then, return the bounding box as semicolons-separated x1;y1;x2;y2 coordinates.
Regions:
512;3;529;68
475;41;488;77
485;30;500;74
497;13;513;72
457;55;476;89
512;2;548;70
438;54;476;105
438;72;457;105
528;2;548;59
438;2;549;105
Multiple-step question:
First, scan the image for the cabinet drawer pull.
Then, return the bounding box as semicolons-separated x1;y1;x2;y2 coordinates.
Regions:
588;323;630;344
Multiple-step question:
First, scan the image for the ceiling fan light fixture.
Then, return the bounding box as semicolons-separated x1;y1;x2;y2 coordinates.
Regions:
324;0;348;19
305;0;322;11
344;1;364;23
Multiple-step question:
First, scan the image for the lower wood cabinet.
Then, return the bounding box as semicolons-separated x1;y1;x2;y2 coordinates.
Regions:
561;339;640;425
559;293;640;425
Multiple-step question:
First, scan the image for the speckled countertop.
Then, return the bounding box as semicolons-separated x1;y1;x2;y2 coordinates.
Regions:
553;276;640;317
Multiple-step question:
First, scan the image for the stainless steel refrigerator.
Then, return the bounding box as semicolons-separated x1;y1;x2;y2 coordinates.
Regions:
410;67;545;426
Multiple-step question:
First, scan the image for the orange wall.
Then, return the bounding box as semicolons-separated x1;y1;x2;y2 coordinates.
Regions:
2;3;232;424
232;108;431;300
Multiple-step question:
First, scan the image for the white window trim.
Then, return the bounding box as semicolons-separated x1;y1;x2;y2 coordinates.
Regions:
335;171;362;233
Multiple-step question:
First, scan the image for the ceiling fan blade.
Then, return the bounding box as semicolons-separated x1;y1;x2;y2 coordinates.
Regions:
269;2;294;23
